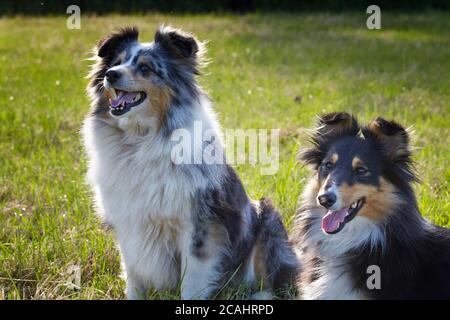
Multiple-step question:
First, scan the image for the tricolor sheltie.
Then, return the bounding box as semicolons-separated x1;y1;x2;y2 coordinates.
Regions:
293;112;450;299
81;26;298;299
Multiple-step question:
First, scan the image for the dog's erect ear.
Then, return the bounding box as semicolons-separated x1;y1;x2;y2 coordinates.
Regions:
155;26;199;60
299;112;359;168
97;26;139;58
365;117;411;163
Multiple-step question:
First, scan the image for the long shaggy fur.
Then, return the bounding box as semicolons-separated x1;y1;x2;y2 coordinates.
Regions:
293;112;450;300
81;25;298;299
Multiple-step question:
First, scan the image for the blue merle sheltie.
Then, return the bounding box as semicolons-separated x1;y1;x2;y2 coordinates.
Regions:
293;112;450;299
81;25;298;299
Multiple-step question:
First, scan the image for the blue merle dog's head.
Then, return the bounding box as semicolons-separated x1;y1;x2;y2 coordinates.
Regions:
88;25;205;126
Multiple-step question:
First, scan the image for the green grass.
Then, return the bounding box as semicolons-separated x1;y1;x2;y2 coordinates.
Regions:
0;12;449;299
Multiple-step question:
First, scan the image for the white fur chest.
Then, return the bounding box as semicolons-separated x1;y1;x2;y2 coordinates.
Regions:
83;118;195;225
301;258;366;300
298;210;380;300
82;118;200;291
81;96;225;296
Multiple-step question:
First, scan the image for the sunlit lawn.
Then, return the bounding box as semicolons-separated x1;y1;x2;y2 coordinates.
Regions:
0;12;449;299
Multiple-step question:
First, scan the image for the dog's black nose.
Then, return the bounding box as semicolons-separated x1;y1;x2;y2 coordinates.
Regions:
105;70;121;83
318;193;336;209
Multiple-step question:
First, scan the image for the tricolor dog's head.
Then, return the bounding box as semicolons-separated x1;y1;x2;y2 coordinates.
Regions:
87;25;204;127
300;112;417;235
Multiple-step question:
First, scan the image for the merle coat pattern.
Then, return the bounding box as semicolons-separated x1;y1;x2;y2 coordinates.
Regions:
82;25;298;299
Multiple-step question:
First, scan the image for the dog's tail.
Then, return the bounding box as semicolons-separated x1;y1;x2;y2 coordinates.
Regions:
255;197;299;297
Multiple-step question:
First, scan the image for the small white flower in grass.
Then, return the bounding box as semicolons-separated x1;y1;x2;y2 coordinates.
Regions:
55;80;60;86
9;96;14;101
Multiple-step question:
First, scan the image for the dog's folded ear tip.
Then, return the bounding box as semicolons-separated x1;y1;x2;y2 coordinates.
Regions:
154;26;199;59
96;26;139;58
370;117;406;136
319;112;353;125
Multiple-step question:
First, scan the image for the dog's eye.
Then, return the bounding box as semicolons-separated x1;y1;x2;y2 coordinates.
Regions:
139;64;151;73
355;167;369;175
113;61;121;67
323;162;334;170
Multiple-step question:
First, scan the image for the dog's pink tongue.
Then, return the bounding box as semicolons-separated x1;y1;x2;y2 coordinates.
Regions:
110;92;138;108
322;207;348;234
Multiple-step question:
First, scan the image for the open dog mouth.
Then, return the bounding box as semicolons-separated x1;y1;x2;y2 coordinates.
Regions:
321;197;365;234
109;89;147;116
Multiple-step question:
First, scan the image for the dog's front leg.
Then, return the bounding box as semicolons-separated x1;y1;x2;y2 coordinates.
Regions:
180;252;220;299
179;228;221;300
125;272;147;300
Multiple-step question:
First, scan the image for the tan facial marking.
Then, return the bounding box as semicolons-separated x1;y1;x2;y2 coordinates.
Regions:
119;57;171;126
108;53;172;128
352;156;364;168
331;153;339;164
337;177;402;221
146;85;172;126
